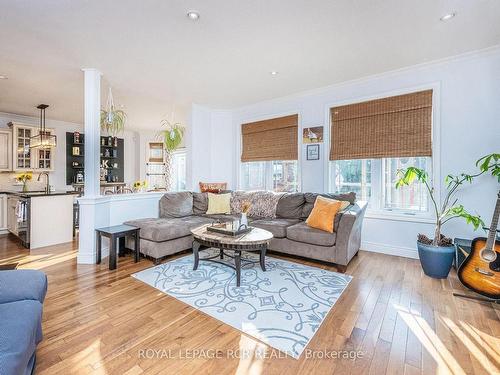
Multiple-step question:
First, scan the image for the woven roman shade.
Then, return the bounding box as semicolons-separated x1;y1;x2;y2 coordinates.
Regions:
241;114;298;162
330;90;432;160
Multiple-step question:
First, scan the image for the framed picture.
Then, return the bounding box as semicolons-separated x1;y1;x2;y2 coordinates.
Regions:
303;126;324;143
306;144;320;160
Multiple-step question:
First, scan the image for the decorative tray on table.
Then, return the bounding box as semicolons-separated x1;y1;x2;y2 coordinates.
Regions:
206;220;253;236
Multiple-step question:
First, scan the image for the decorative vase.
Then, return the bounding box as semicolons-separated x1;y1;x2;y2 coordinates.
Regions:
417;241;455;279
22;182;28;192
240;212;248;227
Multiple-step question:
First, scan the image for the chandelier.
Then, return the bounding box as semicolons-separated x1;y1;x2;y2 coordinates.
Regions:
30;104;57;149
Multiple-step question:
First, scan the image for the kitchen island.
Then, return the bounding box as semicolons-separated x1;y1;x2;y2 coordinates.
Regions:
2;191;78;249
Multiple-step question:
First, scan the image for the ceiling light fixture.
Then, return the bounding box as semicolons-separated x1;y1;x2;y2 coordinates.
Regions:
270;71;278;76
0;75;7;80
187;11;200;20
440;12;456;21
30;104;57;149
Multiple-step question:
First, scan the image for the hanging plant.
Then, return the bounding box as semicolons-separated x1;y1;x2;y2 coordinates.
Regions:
100;87;126;136
159;119;185;152
156;116;185;191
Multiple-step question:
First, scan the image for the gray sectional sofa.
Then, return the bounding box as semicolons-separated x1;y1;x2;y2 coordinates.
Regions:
125;191;367;272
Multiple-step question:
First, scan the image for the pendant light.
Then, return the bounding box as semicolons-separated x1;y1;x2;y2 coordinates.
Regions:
30;104;57;149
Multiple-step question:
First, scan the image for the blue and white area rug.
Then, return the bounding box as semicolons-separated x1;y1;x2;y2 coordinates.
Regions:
132;249;351;358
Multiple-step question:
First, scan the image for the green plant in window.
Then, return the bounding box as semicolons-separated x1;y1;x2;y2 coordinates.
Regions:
157;118;185;191
395;153;499;246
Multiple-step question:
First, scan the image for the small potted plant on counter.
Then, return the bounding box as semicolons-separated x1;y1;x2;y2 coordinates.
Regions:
15;172;33;192
395;153;499;279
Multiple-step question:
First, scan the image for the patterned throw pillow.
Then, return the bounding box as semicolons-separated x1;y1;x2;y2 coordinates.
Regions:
199;182;227;193
230;191;284;218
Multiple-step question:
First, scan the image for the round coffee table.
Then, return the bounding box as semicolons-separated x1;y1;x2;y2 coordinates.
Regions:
190;224;273;287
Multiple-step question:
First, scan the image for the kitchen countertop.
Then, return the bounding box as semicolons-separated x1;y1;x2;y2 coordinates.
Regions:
0;190;80;198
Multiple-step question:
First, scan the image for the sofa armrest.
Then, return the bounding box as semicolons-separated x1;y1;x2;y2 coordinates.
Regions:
0;270;48;305
334;201;367;266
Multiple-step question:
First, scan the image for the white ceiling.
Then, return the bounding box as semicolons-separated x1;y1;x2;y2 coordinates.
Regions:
0;0;499;130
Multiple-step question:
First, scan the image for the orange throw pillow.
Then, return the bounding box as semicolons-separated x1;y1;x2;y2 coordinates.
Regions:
306;196;343;233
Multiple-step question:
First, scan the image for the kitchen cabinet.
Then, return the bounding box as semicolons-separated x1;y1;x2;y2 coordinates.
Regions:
0;194;7;232
0;129;12;171
9;122;55;172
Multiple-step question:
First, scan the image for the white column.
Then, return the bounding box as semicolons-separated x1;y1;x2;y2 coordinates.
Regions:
82;68;102;197
78;68;102;264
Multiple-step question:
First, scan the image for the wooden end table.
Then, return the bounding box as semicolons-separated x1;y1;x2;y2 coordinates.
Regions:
95;224;140;270
190;224;273;287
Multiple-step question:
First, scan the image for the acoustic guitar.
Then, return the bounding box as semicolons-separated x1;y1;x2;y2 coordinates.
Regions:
458;191;500;300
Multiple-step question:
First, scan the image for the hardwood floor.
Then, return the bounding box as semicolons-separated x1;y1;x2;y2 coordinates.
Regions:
1;233;499;375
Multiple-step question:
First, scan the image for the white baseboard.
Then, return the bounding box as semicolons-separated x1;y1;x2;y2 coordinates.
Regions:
77;245;112;264
361;241;418;259
0;229;8;236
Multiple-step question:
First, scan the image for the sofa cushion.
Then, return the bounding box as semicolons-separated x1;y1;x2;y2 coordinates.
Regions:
193;192;208;214
306;196;343;233
159;192;193;218
124;216;212;242
206;193;231;214
276;193;305;219
302;192;356;219
0;300;43;375
286;221;337;246
251;218;300;238
231;190;284;218
0;270;48;305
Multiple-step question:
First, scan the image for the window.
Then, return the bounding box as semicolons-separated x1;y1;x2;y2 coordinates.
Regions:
171;149;187;191
145;143;186;191
329;90;433;216
329;156;431;214
240;160;299;192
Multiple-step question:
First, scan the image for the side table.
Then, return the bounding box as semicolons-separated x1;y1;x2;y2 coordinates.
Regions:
95;224;140;270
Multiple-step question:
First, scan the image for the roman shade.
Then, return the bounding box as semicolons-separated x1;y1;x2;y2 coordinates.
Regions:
330;90;432;160
241;114;298;162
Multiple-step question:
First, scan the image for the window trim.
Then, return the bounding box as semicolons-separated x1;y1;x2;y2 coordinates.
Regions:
324;83;441;221
171;148;187;191
236;111;302;191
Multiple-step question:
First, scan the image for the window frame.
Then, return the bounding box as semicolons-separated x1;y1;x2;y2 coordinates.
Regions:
237;111;302;192
324;84;441;223
170;148;187;192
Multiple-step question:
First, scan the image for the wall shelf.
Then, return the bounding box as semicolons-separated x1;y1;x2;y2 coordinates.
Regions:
66;133;124;185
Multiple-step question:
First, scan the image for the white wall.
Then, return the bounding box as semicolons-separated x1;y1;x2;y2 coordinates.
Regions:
190;46;500;258
0;112;141;190
188;105;234;190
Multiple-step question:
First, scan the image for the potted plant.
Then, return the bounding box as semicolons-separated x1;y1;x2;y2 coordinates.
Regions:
100;88;126;136
158;119;185;191
395;153;499;278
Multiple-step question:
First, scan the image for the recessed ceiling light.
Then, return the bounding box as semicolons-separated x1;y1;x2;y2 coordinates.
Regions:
187;11;200;20
0;75;7;80
440;12;456;21
270;71;278;76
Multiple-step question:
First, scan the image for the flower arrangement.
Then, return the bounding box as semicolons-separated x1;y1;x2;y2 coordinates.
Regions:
133;180;147;192
15;172;33;192
241;201;251;214
240;201;251;226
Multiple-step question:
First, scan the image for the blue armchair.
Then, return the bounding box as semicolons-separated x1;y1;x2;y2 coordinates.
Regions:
0;270;48;375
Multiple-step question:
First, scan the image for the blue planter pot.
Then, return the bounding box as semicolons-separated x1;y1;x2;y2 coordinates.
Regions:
417;241;455;279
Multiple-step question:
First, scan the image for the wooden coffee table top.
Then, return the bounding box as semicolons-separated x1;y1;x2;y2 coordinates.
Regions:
191;224;273;245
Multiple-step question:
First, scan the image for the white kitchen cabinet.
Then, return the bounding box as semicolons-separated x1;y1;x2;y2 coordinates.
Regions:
8;122;55;172
0;129;12;171
0;194;7;232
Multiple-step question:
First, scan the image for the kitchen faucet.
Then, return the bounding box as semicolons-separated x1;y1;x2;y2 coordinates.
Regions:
37;172;50;193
